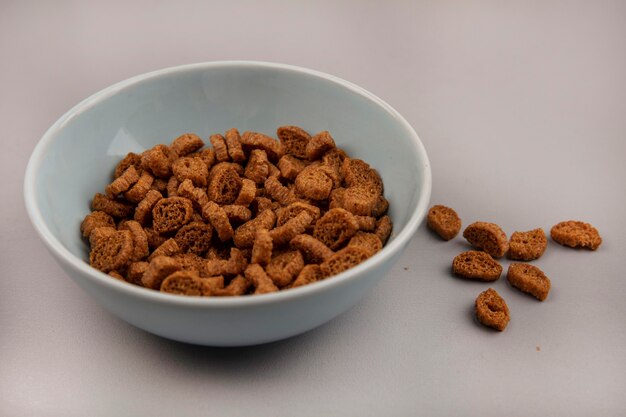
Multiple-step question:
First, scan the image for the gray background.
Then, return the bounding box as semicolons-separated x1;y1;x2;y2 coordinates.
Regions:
2;1;625;416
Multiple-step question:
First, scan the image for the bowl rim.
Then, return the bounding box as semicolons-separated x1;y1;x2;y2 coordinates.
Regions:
23;60;432;308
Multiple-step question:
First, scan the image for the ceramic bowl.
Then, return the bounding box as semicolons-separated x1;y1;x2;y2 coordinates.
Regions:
24;61;431;346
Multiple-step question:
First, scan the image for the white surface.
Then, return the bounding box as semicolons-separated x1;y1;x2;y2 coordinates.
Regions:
2;1;625;416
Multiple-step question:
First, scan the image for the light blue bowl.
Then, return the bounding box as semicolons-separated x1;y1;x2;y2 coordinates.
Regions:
24;61;431;346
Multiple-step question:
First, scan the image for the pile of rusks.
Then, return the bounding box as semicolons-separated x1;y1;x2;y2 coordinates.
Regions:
427;204;602;331
81;126;393;296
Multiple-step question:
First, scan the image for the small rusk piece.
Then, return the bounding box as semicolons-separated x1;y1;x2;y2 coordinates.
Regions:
427;205;461;241
475;288;510;331
507;263;551;301
508;228;547;261
452;250;502;281
277;125;311;159
89;228;133;273
550;220;602;250
463;221;508;258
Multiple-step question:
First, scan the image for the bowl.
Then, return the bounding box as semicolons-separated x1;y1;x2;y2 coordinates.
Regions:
24;61;431;346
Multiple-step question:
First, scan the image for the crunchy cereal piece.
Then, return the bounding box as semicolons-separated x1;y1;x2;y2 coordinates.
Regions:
177;179;210;209
151;178;168;194
251;229;273;266
244;149;270;184
329;187;346;210
289;234;334;263
233;209;277;248
176;177;196;198
475;288;510;331
320;246;370;278
141;144;175;178
207;162;243;205
202;275;226;294
141;255;181;289
550;220;602;250
276;202;321;227
88;228;134;273
222;160;245;176
306;131;336;161
134;190;162;225
224;128;246;163
295;164;334;201
507;263;551;301
463;222;509;258
320;163;342;189
211;275;251;296
152;197;193;234
264;176;297;206
205;247;248;276
127;261;149;285
172;157;208;187
124;170;154;203
106;165;140;198
342;158;383;195
508;228;548;261
200;275;224;297
174;222;213;255
355;216;376;231
267;161;281;178
81;211;115;238
205;276;230;294
251;196;274;215
160;270;206;295
347;231;382;257
291;264;324;288
166;176;179;197
194;148;216;169
92;193;133;219
245;264;279;294
114;152;142;178
372;196;389;218
321;148;347;181
209;133;230;162
336;192;386;218
207;248;244;276
172;253;207;275
170;133;204;157
108;271;127;282
427;205;461;241
278;155;308;181
148;238;181;262
313;208;360;250
269;211;314;246
202;201;234;242
452;250;502;281
266;250;305;287
234;178;256;206
119;220;149;261
222;160;246;178
222;205;252;223
277;125;311;159
143;226;167;250
240;131;284;162
342;186;379;216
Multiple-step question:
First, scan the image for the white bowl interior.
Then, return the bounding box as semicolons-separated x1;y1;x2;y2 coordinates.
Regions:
32;62;430;267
